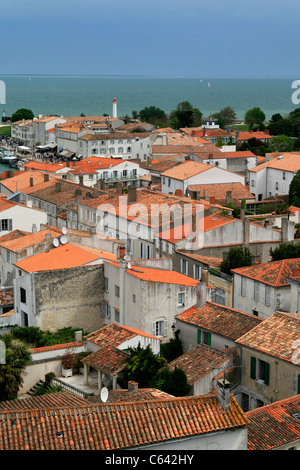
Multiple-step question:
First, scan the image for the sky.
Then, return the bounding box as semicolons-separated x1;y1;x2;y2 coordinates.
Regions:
1;0;300;77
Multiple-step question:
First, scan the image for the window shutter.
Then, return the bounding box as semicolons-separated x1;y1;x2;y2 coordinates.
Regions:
197;329;201;344
207;332;211;346
250;357;256;380
8;219;12;231
265;286;271;306
164;320;168;337
298;375;300;394
264;362;270;385
152;322;156;336
100;302;106;317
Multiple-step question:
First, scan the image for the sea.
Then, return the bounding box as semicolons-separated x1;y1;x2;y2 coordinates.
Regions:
0;75;299;122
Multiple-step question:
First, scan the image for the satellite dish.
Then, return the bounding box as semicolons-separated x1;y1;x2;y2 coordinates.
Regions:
100;387;108;403
53;238;59;247
62;227;67;235
60;235;68;245
124;254;131;261
127;262;131;269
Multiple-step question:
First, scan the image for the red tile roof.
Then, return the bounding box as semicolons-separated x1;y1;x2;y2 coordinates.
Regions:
161;160;214;180
13;243;105;273
231;258;300;287
177;251;223;268
0;392;88;412
187;182;255;202
0;228;61;252
236;311;300;362
0;393;247;450
168;344;237;386
88;388;175;404
246;394;300;450
249;152;300;173
176;302;262;341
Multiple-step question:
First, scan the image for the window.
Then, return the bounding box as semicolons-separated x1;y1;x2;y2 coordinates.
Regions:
114;309;120;323
241;277;246;296
250;357;269;385
133;294;136;303
241;393;249;412
197;328;211;346
177;292;185;307
193;264;201;280
115;285;120;297
104;277;108;292
215;288;225;306
152;320;168;337
180;259;188;275
100;302;111;319
21;310;28;327
168;178;171;187
283;171;286;180
0;219;12;231
20;287;26;304
254;282;259;301
265;285;271;306
6;250;11;263
275;181;279;190
251;180;255;187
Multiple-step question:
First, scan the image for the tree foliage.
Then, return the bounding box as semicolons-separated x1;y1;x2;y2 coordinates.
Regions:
269;242;300;261
268;134;294;153
138;106;167;125
244;107;266;130
123;344;167;388
170;101;202;128
220;246;253;274
160;329;183;362
0;334;31;401
11;108;34;122
213;106;236;129
150;366;190;397
289;170;300;207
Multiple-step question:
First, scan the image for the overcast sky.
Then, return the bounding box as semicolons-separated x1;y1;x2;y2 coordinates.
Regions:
1;0;300;77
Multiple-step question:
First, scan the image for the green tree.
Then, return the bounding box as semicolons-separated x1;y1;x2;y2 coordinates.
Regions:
0;334;31;401
160;329;183;362
11;108;34;122
123;344;167;388
244;107;266;131
213;106;236;129
220;246;253;274
150;366;190;397
170;101;202;128
269;242;300;261
289;170;300;207
138;106;167;125
269;134;293;152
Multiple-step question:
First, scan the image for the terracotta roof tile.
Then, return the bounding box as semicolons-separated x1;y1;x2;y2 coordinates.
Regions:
249;152;300;173
236;311;300;362
187;182;255;202
14;243;105;273
0;228;61;252
168;344;237;385
176;302;262;341
0;393;247;450
231;258;300;286
246;394;300;450
176;252;223;268
0;392;88;412
161;160;214;180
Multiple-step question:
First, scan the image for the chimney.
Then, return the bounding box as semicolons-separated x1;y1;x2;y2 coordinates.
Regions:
244;219;250;245
32;224;37;233
118;245;126;260
75;330;83;342
175;189;183;196
55;182;61;192
128;186;137;204
226;191;232;204
79;175;83;185
196;282;207;308
44;173;49;182
282;217;288;242
210;196;216;205
108;189;114;199
75;187;82;200
217;379;231;409
128;381;138;391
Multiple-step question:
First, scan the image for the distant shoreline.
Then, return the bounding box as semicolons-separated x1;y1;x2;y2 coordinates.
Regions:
0;74;298;79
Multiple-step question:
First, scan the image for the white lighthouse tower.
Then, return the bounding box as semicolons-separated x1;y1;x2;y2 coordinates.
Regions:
112;97;117;118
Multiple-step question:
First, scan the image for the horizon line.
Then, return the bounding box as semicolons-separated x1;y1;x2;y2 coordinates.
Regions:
0;74;299;79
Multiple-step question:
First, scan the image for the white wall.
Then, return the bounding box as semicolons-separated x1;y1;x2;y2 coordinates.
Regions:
0;205;48;235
